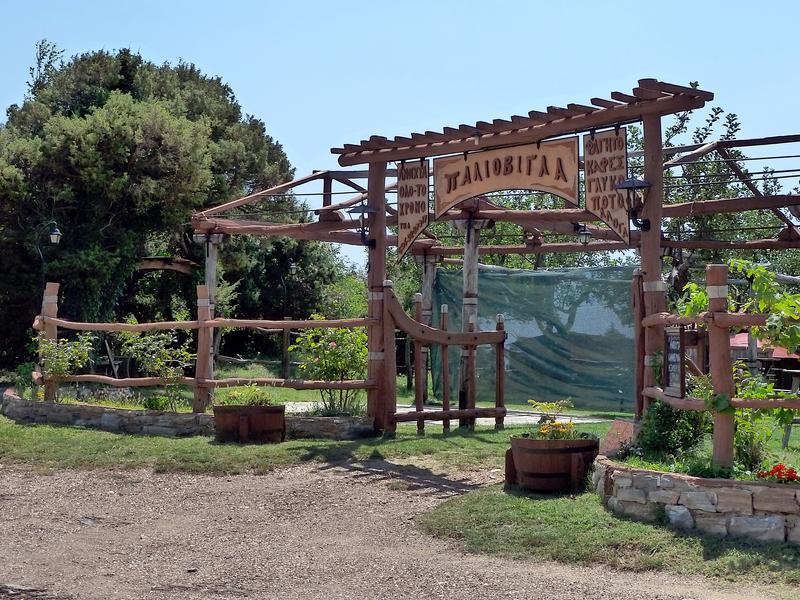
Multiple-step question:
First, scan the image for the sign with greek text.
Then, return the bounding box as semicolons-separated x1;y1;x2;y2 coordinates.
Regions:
397;160;430;260
583;128;629;244
433;138;579;219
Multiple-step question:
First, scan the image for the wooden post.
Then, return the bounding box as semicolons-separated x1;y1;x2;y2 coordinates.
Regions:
420;254;437;403
366;161;389;431
404;334;413;391
707;264;736;468
466;315;477;431
282;316;291;379
194;285;212;412
413;292;425;435
455;217;487;427
195;233;222;390
382;280;398;435
41;282;60;403
640;114;667;417
440;304;450;433
632;269;645;418
322;174;332;207
495;314;505;430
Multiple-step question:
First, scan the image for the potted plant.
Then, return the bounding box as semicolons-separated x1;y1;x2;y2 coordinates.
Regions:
213;384;285;444
506;399;599;493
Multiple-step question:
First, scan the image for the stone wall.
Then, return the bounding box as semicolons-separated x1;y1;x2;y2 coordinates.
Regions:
593;456;800;544
2;390;374;441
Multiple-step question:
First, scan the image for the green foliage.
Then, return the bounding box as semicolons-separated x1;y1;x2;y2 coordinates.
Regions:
676;282;709;316
289;316;367;416
13;362;36;399
527;398;574;424
36;332;95;402
729;259;800;353
116;328;194;411
0;42;298;368
734;410;774;471
221;384;275;407
637;399;708;457
318;271;367;318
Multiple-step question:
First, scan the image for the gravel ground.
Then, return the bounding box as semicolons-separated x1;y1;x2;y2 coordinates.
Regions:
0;461;784;600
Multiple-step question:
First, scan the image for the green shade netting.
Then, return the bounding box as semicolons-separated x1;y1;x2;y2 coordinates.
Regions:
430;265;636;412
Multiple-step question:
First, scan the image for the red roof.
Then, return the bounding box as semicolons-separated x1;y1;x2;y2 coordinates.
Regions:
730;333;799;359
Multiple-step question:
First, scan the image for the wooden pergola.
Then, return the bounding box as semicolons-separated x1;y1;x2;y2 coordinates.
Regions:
189;78;800;442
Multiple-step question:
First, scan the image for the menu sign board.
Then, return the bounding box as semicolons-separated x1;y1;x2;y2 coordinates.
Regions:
396;160;430;260
583;128;629;244
663;326;686;398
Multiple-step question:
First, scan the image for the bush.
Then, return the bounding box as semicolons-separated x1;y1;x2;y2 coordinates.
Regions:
222;384;274;407
637;399;707;458
13;362;35;399
36;332;95;402
289;315;367;416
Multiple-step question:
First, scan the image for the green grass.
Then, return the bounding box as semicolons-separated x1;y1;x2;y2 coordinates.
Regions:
419;485;800;586
0;415;609;474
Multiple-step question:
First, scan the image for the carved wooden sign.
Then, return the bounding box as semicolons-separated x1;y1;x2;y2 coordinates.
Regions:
663;325;686;398
433;138;579;219
583;128;629;244
396;160;430;260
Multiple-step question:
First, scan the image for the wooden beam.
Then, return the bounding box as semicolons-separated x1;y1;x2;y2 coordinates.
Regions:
392;407;506;423
662;195;800;217
196;171;327;217
335;94;709;166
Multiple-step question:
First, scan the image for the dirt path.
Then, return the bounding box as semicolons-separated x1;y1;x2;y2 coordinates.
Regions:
0;460;784;600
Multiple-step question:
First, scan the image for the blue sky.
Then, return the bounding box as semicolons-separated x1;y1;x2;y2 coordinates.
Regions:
2;1;798;264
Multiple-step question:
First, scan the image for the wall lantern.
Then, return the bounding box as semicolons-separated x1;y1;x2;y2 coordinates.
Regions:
347;203;378;249
288;261;298;276
574;223;592;246
615;177;652;231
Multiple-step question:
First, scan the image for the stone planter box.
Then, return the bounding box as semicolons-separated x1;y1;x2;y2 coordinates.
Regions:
1;389;374;441
593;456;800;545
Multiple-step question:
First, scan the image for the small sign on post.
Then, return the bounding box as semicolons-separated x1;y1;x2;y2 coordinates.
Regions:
583;128;629;244
397;160;430;260
663;325;686;398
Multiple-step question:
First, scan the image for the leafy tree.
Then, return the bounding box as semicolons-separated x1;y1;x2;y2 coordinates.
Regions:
0;41;337;367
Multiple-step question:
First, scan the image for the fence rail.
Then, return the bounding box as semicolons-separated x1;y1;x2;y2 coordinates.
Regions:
33;282;375;411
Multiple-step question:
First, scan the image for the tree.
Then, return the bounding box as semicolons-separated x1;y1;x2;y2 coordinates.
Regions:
0;42;336;367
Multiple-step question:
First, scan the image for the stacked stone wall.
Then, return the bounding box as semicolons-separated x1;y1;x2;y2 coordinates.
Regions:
2;390;374;441
594;456;800;544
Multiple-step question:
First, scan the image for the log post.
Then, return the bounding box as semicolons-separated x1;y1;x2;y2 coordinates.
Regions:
282;316;291;379
194;285;212;412
495;313;505;430
41;282;60;403
194;233;222;386
413;292;425;435
420;254;437;403
455;217;488;427
631;269;645;418
466;314;477;431
707;264;736;468
404;334;413;391
640;114;667;417
366;161;389;431
440;304;450;433
382;280;398;436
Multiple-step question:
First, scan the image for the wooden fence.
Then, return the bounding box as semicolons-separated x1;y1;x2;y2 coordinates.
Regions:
383;282;506;434
640;264;800;467
32;282;376;411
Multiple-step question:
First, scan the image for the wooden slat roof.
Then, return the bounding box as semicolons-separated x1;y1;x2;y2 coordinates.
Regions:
332;79;713;166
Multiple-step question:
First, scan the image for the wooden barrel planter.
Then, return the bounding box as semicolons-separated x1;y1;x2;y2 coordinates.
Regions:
213;405;286;444
506;436;599;493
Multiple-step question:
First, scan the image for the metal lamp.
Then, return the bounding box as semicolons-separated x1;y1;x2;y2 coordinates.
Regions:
574;223;592;245
615;177;652;231
49;225;62;245
346;204;378;249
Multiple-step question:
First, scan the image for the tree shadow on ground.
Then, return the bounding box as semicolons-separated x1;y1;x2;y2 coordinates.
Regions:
291;436;486;498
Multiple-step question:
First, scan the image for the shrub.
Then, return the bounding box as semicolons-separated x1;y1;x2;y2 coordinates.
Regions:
13;362;35;399
116;329;194;412
637;399;707;458
289;315;367;416
222;384;274;406
36;332;95;402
